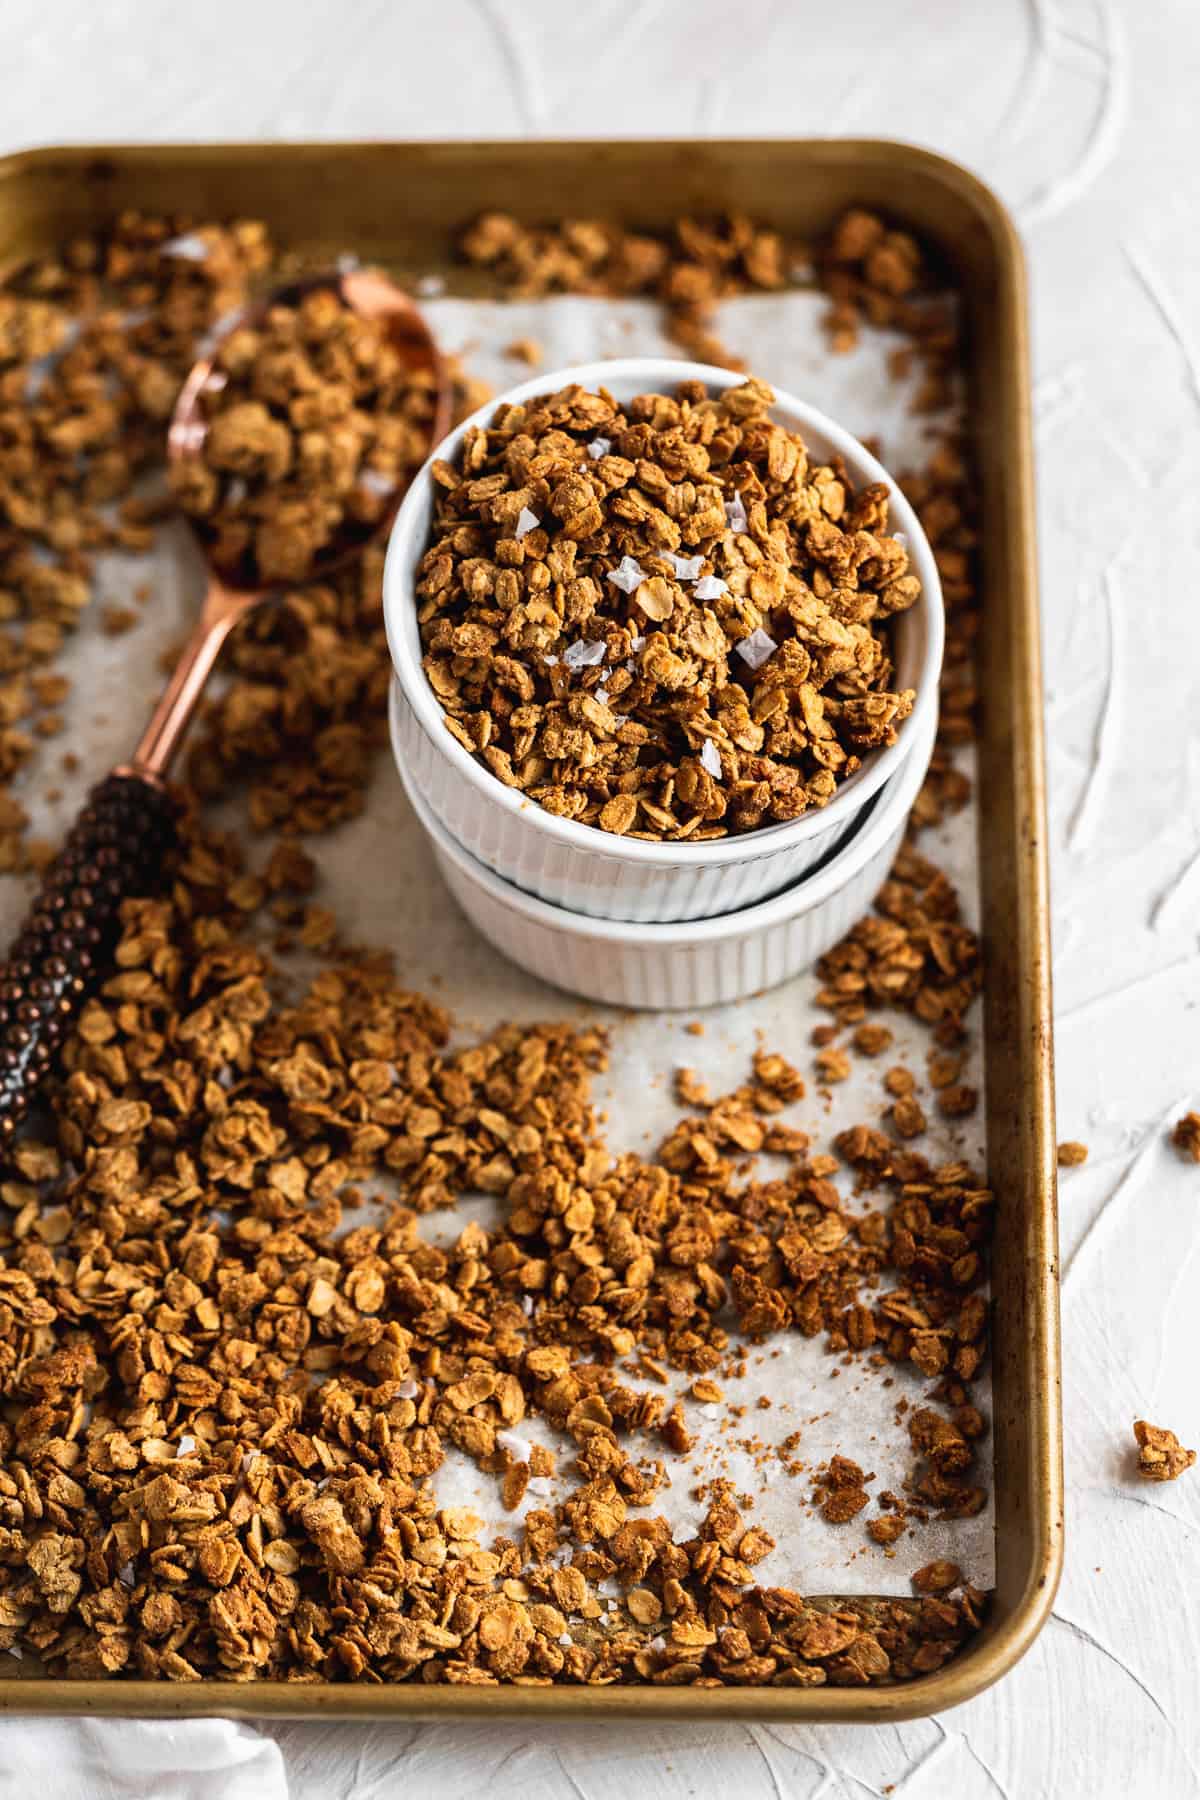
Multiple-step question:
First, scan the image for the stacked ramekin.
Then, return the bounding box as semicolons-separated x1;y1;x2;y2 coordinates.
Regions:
383;359;944;1009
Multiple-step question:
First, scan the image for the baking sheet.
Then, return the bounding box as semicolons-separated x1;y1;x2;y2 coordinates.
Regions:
2;286;993;1602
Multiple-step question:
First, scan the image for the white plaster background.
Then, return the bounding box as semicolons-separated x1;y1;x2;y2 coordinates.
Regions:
0;0;1197;1795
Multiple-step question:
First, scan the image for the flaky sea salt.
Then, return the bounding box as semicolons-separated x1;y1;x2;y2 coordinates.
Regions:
335;252;361;273
543;654;559;666
606;555;646;594
240;1452;256;1474
118;1561;136;1588
358;466;395;497
522;1294;534;1315
160;232;208;261
665;551;704;581
894;531;908;550
734;627;778;672
724;492;749;533
496;1429;534;1463
176;1435;197;1459
6;1645;22;1660
396;1377;419;1399
699;740;722;779
562;638;606;670
587;436;611;460
416;273;446;297
694;574;727;601
630;634;645;651
515;506;540;540
558;1632;573;1646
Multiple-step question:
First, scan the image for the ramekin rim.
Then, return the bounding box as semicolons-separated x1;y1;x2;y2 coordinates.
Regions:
401;700;937;947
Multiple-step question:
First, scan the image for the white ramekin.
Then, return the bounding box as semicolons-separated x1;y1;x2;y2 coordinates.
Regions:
384;357;943;926
397;700;937;1012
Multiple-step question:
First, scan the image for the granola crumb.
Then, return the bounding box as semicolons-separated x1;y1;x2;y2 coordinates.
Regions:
1057;1140;1088;1168
504;335;543;366
1171;1113;1200;1162
1134;1420;1196;1482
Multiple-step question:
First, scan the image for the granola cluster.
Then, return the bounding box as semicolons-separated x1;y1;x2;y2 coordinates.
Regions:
0;817;988;1684
418;377;918;840
168;285;440;585
0;214;274;870
460;210;796;371
1133;1421;1196;1483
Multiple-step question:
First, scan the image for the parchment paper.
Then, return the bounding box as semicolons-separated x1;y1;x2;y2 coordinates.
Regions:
2;287;992;1594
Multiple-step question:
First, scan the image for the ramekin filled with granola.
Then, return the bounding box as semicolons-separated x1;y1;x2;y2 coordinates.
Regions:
384;360;942;923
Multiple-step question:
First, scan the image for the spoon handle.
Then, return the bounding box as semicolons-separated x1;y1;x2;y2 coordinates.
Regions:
0;771;177;1142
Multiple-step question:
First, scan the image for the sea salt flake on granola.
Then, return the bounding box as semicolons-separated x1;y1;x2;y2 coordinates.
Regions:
416;273;445;297
693;574;727;601
176;1435;197;1459
358;466;394;497
700;740;722;779
6;1646;22;1660
118;1561;136;1588
606;555;646;594
515;507;540;541
497;1430;534;1462
735;627;778;671
630;634;645;651
725;493;749;533
587;437;612;460
665;551;704;581
160;233;209;261
563;638;606;670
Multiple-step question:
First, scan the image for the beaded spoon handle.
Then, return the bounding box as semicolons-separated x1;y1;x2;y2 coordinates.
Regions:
0;269;449;1142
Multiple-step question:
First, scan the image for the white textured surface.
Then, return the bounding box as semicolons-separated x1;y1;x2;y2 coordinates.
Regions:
1;0;1197;1796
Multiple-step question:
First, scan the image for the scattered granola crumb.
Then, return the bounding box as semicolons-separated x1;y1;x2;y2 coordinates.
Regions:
1057;1141;1088;1168
1172;1113;1200;1162
911;1560;962;1595
504;335;543;366
100;605;138;636
1134;1421;1196;1482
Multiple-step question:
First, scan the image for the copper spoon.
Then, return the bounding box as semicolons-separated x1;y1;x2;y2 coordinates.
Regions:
0;267;450;1139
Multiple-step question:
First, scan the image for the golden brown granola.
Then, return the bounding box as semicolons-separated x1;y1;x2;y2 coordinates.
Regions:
1056;1141;1088;1168
1171;1113;1200;1163
169;285;439;584
458;211;796;373
0;202;993;1689
1133;1420;1196;1482
417;375;919;841
0;816;990;1685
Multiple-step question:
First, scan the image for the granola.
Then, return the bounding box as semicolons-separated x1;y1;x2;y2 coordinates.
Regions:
417;376;919;840
1133;1421;1196;1482
0;820;990;1684
1171;1113;1200;1163
169;284;440;584
0;203;994;1688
